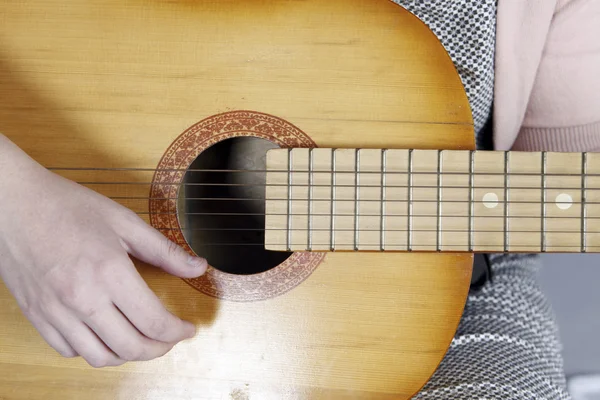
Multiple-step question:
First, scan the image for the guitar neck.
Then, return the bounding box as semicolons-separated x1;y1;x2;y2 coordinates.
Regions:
264;148;599;253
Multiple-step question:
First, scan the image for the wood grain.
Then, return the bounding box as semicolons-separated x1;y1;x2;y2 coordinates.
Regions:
0;0;473;399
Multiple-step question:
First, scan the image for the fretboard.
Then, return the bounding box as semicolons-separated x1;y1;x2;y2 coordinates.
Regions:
264;149;599;253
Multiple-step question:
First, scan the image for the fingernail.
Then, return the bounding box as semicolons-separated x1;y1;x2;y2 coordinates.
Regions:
188;255;208;270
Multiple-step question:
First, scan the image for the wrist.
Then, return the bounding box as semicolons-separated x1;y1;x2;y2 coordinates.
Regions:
0;133;50;200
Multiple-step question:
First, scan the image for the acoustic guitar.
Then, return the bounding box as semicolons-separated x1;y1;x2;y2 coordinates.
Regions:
0;1;593;399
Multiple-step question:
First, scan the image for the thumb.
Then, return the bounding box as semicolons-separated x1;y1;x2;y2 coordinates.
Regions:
119;219;208;278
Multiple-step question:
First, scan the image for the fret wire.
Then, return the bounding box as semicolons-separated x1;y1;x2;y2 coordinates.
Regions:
307;148;314;251
380;149;387;251
542;152;547;252
354;149;360;251
582;152;588;253
407;149;414;251
504;151;510;252
330;149;337;251
469;150;475;252
286;148;293;252
436;150;443;252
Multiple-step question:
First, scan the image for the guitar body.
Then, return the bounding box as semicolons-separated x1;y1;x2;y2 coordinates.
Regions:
0;1;474;399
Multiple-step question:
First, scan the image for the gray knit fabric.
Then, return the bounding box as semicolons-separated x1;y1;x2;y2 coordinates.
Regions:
391;1;571;399
415;254;571;399
394;0;497;148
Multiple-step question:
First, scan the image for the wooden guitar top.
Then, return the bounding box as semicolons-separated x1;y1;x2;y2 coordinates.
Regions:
0;1;473;398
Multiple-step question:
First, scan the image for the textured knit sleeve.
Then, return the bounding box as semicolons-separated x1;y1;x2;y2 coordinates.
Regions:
513;0;600;152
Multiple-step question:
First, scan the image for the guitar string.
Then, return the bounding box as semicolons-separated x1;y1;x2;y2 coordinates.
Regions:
118;197;600;205
58;169;600;223
48;167;600;178
142;243;600;249
154;227;600;234
137;211;600;219
78;182;600;191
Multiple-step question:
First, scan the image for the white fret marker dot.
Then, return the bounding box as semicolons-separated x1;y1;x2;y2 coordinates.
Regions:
556;193;573;210
483;193;499;209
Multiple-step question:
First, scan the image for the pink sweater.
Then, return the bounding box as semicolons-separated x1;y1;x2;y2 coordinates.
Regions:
494;0;600;152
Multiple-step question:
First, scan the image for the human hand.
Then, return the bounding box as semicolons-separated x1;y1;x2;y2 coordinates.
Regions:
0;134;207;368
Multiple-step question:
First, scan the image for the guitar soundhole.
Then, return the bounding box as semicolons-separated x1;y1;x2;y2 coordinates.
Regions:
177;136;292;275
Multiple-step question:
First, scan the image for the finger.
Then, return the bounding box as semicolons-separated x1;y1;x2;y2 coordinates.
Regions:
49;304;125;368
83;302;174;361
117;213;207;278
28;313;77;358
110;259;196;343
